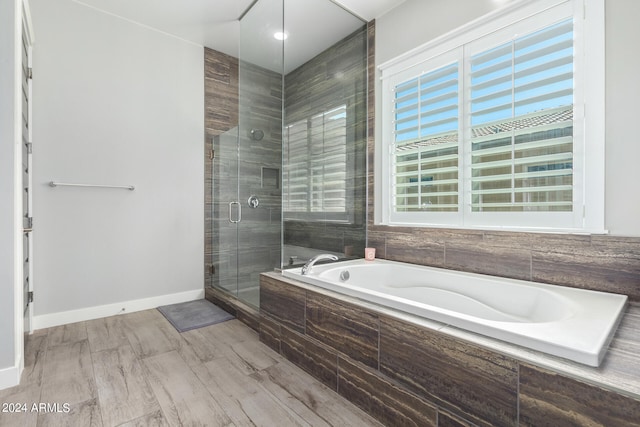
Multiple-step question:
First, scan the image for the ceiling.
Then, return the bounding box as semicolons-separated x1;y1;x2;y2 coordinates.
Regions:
73;0;406;73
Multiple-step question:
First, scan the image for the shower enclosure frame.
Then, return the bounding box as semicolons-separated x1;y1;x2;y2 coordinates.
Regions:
207;0;368;310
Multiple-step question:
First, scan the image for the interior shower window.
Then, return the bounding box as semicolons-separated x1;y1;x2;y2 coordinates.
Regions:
380;0;604;232
283;105;348;220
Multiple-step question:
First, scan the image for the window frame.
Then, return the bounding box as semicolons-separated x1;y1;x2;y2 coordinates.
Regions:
378;0;605;233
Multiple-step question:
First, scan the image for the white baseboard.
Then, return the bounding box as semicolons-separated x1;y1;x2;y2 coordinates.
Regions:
32;288;205;330
0;363;21;391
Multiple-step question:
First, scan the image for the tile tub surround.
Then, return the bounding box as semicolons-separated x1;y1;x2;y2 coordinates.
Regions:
283;258;628;367
260;272;640;427
366;227;640;303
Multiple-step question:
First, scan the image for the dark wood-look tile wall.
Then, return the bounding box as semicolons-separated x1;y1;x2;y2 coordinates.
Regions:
258;313;281;353
531;237;640;298
283;25;368;255
279;326;339;390
204;49;239;135
438;413;478;427
380;316;519;427
259;272;640;427
366;21;376;229
260;274;306;333
338;356;438;427
306;292;379;369
368;226;640;302
204;48;239;289
519;363;640;427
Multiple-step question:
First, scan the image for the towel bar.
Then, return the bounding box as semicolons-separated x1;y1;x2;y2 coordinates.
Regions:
48;181;135;191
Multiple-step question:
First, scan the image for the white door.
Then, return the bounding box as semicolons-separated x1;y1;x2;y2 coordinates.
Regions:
22;0;34;334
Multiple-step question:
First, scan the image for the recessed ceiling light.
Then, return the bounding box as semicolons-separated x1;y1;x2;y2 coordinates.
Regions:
274;31;288;41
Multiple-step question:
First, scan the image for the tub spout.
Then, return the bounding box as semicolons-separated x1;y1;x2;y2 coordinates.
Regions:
301;254;339;275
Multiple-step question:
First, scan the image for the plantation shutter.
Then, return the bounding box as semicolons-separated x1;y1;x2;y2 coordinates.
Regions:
283;120;310;212
310;106;347;212
380;0;601;231
283;105;347;215
469;19;574;212
392;63;459;213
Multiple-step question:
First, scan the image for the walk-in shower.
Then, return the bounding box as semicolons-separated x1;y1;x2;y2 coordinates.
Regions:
209;0;368;308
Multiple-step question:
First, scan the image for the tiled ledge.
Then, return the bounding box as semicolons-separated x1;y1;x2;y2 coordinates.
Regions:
260;271;640;426
367;227;640;303
442;301;640;400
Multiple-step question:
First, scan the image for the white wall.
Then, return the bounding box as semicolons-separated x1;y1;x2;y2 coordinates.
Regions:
30;0;205;326
376;0;508;65
604;0;640;236
376;0;640;236
0;0;20;387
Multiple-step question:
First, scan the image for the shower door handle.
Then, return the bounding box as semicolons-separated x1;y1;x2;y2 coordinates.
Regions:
228;201;241;223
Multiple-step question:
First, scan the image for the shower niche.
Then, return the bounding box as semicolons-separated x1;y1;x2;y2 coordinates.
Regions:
209;0;368;308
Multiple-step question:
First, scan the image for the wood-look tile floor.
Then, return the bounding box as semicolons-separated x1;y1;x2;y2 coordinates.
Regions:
0;309;382;427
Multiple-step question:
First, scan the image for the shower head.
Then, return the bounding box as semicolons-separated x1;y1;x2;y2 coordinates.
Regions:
250;129;264;141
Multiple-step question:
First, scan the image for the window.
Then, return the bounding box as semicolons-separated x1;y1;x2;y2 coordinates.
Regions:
379;0;605;232
394;62;460;213
469;19;575;213
283;105;351;221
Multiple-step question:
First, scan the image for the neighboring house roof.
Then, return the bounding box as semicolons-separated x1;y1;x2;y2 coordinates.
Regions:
396;105;573;152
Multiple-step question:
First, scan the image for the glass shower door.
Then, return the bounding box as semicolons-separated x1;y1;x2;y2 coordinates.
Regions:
235;0;284;307
211;128;240;297
210;0;366;308
210;0;284;308
211;126;281;308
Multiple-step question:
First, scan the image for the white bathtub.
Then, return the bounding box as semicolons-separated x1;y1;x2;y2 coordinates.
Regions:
282;258;628;367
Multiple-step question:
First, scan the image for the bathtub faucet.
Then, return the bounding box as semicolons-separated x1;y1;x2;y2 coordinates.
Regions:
301;254;339;275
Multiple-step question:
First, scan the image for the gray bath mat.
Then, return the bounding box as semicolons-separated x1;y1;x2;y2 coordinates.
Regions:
157;299;234;332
